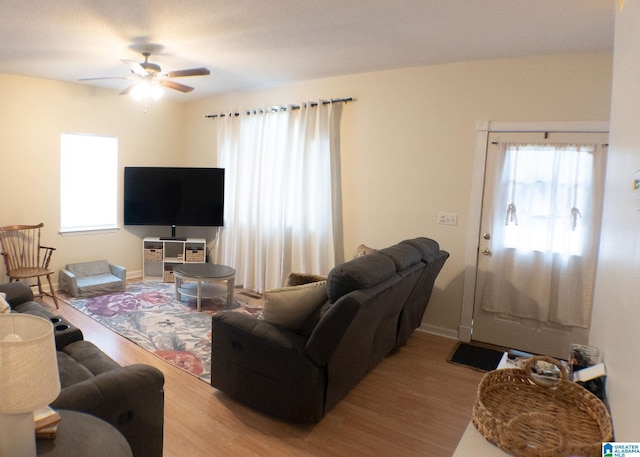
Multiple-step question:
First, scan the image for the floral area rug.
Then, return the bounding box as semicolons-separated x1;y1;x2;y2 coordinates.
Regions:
61;281;263;383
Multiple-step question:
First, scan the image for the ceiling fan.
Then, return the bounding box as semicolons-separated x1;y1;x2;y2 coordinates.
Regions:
80;48;210;98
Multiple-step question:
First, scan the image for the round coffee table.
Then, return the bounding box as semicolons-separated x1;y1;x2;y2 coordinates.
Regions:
173;263;236;312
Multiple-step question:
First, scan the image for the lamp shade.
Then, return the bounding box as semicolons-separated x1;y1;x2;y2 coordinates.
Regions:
0;314;60;414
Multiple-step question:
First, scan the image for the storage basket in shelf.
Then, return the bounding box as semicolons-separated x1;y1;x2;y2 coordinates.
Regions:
144;248;163;261
472;356;612;457
185;249;205;263
163;268;174;283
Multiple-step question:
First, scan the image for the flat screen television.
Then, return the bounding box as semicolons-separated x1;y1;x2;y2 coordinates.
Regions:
124;167;224;239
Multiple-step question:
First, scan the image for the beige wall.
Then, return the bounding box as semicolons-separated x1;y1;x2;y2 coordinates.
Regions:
589;3;640;438
184;53;613;336
0;73;188;279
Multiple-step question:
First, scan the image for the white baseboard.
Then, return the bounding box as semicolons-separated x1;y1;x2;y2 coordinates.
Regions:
129;270;143;281
417;323;459;340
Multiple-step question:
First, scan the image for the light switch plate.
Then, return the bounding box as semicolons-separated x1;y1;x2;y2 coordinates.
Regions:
438;212;458;226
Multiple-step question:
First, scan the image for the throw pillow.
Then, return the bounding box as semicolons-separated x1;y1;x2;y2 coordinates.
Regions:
353;243;376;259
0;292;10;314
283;272;327;287
262;280;328;332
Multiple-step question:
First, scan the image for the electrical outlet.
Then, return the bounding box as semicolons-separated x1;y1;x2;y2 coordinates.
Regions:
438;212;458;226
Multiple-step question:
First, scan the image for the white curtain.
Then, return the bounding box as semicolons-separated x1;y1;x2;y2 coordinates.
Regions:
482;142;607;328
216;101;344;293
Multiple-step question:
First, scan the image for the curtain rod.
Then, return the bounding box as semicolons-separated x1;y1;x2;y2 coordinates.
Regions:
205;97;354;119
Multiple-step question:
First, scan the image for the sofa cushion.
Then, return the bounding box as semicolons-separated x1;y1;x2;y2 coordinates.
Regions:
0;293;9;314
262;281;328;332
57;340;127;388
62;340;122;376
283;272;327;287
327;253;396;303
400;237;441;259
12;300;54;319
377;243;422;271
57;351;95;387
77;274;124;294
67;260;111;276
0;282;34;307
353;243;376;259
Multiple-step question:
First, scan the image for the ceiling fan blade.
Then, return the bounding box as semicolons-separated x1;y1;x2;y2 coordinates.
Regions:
159;80;194;93
119;85;137;95
165;67;210;78
78;76;131;81
121;59;147;77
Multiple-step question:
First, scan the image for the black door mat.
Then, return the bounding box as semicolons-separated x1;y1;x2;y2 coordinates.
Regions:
447;341;505;372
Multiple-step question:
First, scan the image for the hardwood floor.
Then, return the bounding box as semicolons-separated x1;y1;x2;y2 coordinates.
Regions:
43;293;484;457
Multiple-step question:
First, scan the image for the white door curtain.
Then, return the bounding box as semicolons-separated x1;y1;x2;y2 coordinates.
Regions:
481;142;607;328
215;101;345;293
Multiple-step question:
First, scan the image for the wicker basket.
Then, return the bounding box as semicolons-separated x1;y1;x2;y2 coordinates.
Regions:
144;248;163;261
185;249;204;263
163;268;174;283
472;356;612;457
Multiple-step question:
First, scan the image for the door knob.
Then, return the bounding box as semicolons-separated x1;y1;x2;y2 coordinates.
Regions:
482;233;491;240
481;248;491;256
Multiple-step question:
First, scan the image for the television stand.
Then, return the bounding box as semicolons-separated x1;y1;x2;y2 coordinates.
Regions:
142;237;207;282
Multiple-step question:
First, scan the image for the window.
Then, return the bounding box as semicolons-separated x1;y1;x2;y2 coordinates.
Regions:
60;133;118;233
500;142;597;256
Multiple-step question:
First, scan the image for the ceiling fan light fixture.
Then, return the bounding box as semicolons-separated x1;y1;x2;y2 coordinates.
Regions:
130;81;164;101
80;47;208;101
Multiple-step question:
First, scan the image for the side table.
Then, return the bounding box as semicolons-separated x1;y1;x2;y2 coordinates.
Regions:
37;410;132;457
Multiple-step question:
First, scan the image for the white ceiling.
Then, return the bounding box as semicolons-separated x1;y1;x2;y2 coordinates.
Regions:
0;0;615;101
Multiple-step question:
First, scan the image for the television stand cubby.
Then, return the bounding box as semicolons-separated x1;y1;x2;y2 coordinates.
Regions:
142;237;207;282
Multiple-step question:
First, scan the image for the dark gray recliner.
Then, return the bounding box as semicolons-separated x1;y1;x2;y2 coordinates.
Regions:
52;340;164;457
210;237;448;423
1;282;164;457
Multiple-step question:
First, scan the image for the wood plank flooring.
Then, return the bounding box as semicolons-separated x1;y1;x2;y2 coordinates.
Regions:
43;293;484;457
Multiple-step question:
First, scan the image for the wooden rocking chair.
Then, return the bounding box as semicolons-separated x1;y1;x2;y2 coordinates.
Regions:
0;223;59;308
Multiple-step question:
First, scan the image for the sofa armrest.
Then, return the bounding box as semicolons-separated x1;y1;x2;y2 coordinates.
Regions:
58;269;79;297
52;363;164;412
212;311;306;353
109;263;127;282
52;364;165;457
0;282;34;307
211;312;326;422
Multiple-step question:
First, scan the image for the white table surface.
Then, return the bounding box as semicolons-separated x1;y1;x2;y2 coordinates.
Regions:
452;422;511;457
453;352;513;456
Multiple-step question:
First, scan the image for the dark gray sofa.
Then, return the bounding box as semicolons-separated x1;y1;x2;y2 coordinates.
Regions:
1;282;164;457
210;237;449;423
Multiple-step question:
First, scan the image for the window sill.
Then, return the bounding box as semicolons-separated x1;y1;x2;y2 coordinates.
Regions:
59;226;120;236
